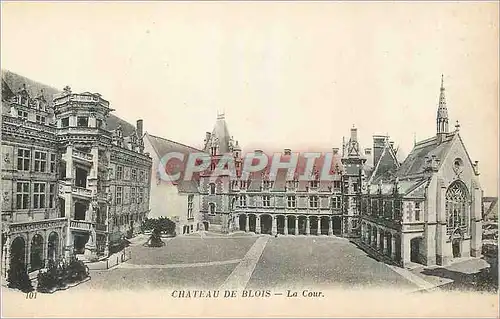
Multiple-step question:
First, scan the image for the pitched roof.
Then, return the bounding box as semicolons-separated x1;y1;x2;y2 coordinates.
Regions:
369;138;400;184
395;133;455;178
145;132;203;193
1;69;136;135
204;113;233;154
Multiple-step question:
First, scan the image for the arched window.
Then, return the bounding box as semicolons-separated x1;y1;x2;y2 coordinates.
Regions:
445;181;469;235
208;203;216;215
209;183;216;195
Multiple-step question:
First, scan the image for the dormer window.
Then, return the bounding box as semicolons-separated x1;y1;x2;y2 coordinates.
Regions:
310;180;319;188
209;183;216;195
263;180;273;189
36;115;46;125
61;117;69;128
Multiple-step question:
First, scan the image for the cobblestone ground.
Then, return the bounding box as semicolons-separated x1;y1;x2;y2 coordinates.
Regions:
72;234;420;291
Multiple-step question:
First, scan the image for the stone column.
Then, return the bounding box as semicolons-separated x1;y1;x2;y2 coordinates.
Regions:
64;194;73;258
256;215;261;234
2;236;10;279
245;215;250;232
391;235;396;260
284;217;288;235
271;216;277;235
317;218;321;235
65;144;74;179
376;230;381;250
436;183;450;265
294;217;299;235
305;217;310;235
402;234;411;268
328;216;333;236
471;187;483;257
383;234;388;255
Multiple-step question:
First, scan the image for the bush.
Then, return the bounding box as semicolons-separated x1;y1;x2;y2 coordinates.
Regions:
146;228;165;247
7;262;33;293
141;217;176;235
37;260;58;292
66;257;89;283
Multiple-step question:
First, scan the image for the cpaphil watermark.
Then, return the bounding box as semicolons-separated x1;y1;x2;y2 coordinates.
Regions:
158;151;342;183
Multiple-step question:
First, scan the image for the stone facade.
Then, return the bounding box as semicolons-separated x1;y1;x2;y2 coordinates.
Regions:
1;70;152;278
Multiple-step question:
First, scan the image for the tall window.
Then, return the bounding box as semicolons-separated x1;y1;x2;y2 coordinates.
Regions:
17;149;31;171
263;195;271;207
16;182;29;209
131;169;137;181
139;170;144;183
77;116;88;127
116;186;123;205
353;182;359;193
445;181;469;234
287;195;296;208
34;151;47;172
414;202;421;221
116;166;123;180
130;187;136;204
50;154;56;173
33;183;46;209
138;188;144;203
209;183;216;195
61;117;69;127
49;184;56;208
187;195;194;219
310;180;319;188
333;181;341;189
208;203;216;215
332;196;341;209
309;196;319;208
239;195;247;207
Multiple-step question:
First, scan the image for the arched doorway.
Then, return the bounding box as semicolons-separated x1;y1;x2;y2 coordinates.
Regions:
47;232;59;261
298;216;307;235
260;215;272;235
287;216;296;235
332;216;341;235
248;214;256;232
320;217;329;235
309;216;318;235
239;215;247;231
395;235;402;262
386;232;393;257
30;234;44;271
410;237;423;264
367;224;372;244
203;221;209;231
276;215;285;235
10;237;26;268
379;231;385;252
451;228;463;258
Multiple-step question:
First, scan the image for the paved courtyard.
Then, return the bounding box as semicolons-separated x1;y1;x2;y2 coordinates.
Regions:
74;233;425;291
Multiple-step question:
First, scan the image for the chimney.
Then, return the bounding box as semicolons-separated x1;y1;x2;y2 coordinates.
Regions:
205;132;211;143
332;147;339;155
136;119;143;137
364;148;372;155
373;135;386;167
389;141;395;150
284;148;292;155
350;127;358;142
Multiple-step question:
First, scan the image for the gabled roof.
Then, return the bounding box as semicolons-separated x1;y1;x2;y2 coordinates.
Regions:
368;138;400;184
204;113;233;154
395;132;455;178
1;69;136;135
145;132;203;193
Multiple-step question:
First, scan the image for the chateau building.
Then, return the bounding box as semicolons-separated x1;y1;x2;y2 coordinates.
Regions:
358;76;483;267
200;77;484;269
143;132;202;235
1;70;151;278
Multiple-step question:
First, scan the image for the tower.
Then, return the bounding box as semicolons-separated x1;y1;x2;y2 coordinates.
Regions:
436;74;449;143
340;126;366;237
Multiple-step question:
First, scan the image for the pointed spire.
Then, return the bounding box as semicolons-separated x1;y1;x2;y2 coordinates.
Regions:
437;74;449;140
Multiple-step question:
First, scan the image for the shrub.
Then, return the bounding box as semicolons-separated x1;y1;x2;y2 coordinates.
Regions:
66;257;89;283
147;228;165;247
7;262;33;293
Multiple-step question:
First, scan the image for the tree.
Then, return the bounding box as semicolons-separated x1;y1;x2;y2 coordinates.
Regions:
8;261;33;293
141;217;176;236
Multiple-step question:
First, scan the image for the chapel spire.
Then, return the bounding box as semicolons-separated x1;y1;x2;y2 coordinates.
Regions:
436;74;449;143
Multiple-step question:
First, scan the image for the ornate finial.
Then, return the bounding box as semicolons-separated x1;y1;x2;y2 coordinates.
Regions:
455;120;460;131
413;132;417;146
441;74;444;90
63;86;72;94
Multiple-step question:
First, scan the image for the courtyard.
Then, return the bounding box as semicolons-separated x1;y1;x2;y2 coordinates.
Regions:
73;233;429;292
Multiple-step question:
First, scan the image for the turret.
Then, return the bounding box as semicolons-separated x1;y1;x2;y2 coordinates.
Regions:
437;74;449;143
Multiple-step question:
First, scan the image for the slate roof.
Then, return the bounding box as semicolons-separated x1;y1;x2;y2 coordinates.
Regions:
145;132;202;193
204;114;233;154
1;69;136;135
395;133;455;178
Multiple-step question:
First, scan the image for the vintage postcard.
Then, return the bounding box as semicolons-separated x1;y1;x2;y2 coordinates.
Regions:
1;1;498;318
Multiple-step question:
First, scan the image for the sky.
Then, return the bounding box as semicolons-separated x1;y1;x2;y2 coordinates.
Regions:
1;2;498;195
